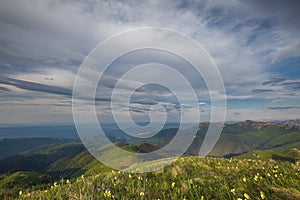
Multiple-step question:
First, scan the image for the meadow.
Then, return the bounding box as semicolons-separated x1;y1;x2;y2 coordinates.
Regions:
17;155;300;200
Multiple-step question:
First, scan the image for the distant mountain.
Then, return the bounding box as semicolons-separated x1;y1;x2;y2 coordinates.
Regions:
267;119;300;125
0;137;73;159
0;125;79;139
1;120;300;195
128;120;300;157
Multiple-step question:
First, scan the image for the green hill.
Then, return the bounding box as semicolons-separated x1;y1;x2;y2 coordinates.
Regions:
1;121;300;199
15;156;300;200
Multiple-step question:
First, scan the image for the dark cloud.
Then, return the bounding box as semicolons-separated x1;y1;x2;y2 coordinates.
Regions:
129;101;157;106
0;76;73;96
268;106;300;110
240;0;300;32
0;76;112;102
282;81;300;89
0;86;11;92
262;78;287;85
252;89;274;93
129;109;146;114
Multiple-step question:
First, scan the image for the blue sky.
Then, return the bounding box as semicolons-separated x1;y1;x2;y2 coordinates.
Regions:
0;0;300;125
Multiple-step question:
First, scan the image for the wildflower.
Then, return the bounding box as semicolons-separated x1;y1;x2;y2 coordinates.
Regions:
140;191;145;197
66;179;70;184
244;193;251;200
138;175;142;180
260;191;266;199
274;174;278;178
111;170;115;174
129;174;132;179
201;196;204;200
171;182;175;188
274;165;279;169
54;182;58;187
254;175;259;181
230;188;236;195
81;174;84;179
104;189;111;197
237;198;243;200
19;191;23;196
267;173;271;177
243;177;247;182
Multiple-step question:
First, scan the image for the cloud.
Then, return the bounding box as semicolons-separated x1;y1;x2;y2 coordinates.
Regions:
268;106;300;110
282;81;300;89
0;76;73;96
262;78;287;85
240;0;300;32
0;0;300;123
252;89;274;93
0;86;11;92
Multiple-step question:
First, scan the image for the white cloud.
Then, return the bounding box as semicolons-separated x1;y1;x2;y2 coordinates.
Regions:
0;0;299;123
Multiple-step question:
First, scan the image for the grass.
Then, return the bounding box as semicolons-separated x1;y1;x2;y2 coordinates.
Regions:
15;156;300;200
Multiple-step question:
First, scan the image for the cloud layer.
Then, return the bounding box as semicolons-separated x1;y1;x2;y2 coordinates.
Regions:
0;0;300;124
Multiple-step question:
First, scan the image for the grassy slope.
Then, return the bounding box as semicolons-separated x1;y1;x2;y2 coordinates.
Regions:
17;156;300;200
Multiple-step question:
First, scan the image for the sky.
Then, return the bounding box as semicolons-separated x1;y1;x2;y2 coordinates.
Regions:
0;0;300;125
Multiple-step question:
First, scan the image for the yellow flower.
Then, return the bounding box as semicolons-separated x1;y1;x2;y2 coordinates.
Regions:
81;175;84;179
243;177;247;182
140;191;145;197
244;193;251;200
54;182;58;187
66;179;70;184
104;189;111;197
19;191;23;196
171;182;175;188
201;196;204;200
129;174;132;179
111;170;115;174
230;188;236;195
138;175;142;180
260;191;266;199
267;173;271;177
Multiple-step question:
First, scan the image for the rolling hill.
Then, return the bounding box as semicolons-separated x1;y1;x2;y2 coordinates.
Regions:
0;120;300;199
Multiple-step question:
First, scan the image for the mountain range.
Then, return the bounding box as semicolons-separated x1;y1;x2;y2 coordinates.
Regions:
0;120;300;198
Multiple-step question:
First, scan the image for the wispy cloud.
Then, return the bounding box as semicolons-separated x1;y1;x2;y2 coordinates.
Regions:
268;106;300;110
0;0;300;124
